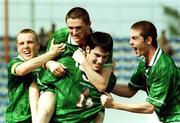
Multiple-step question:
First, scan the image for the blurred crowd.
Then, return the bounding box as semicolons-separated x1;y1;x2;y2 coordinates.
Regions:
157;30;174;56
38;23;56;54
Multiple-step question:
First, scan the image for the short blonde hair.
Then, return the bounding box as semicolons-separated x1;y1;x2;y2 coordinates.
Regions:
17;28;38;43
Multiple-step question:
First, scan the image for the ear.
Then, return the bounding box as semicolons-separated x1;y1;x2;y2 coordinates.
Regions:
86;46;90;53
37;43;40;50
89;21;91;26
87;21;91;28
146;36;153;45
17;43;20;53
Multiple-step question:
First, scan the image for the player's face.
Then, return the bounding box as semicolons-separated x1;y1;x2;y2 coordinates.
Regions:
66;18;91;46
129;29;149;57
86;46;109;71
17;33;39;61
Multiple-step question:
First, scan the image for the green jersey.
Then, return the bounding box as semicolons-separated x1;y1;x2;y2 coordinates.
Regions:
40;44;78;85
129;48;180;122
40;55;104;123
44;28;116;92
39;42;105;122
6;56;33;123
47;27;113;64
39;28;116;122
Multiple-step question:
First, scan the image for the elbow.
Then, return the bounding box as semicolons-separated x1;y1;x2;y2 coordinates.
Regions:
126;88;137;98
97;84;107;93
92;78;107;92
144;104;156;114
148;110;155;114
16;69;27;76
147;107;155;114
97;86;106;93
126;93;135;98
145;109;155;114
121;91;136;98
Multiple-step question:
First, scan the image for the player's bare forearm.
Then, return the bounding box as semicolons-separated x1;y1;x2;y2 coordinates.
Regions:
101;93;155;114
112;83;137;97
16;52;57;76
15;43;65;76
82;60;112;92
111;101;156;114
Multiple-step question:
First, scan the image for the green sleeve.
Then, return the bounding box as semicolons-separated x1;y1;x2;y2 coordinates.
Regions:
146;62;174;107
129;60;146;91
39;56;76;84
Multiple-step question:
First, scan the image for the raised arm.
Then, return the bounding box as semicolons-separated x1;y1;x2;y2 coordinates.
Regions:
82;59;112;92
73;49;112;92
15;43;65;76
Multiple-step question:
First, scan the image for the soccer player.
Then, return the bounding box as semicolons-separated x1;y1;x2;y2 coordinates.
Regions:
6;29;65;123
31;7;116;123
45;7;116;92
39;31;113;122
101;21;180;123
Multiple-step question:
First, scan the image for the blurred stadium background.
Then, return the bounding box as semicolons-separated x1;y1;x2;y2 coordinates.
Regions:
0;0;180;123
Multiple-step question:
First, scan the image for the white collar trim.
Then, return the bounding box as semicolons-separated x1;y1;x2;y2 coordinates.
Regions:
149;47;162;66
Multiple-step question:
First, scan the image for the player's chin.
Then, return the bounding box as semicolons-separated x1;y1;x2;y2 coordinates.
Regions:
73;36;81;42
135;53;142;57
23;55;33;61
73;36;84;43
93;65;102;71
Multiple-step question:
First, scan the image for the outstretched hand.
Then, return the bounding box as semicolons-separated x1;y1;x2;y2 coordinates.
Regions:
72;49;85;64
49;38;66;58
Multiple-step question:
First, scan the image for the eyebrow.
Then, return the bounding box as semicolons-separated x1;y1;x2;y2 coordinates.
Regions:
132;35;140;37
131;36;139;39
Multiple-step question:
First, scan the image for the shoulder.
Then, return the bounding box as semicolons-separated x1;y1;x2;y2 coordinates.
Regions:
57;56;75;69
54;27;69;35
8;57;23;69
136;58;145;70
158;53;176;68
8;57;23;74
53;27;69;44
153;53;177;75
